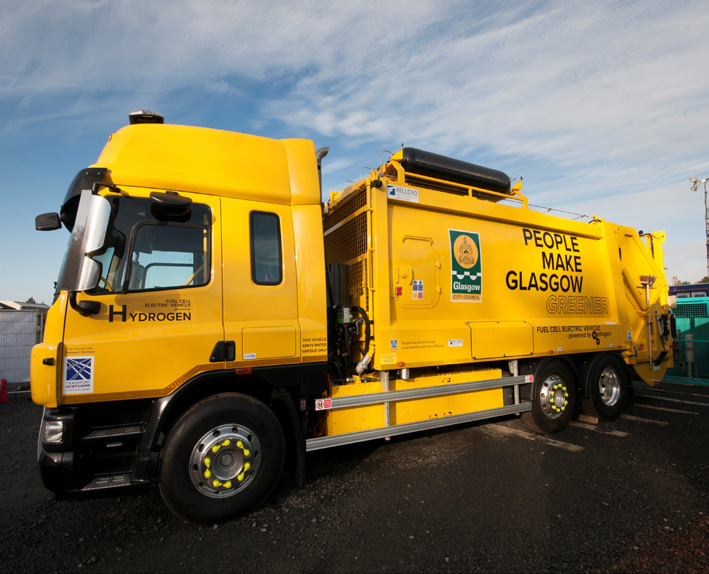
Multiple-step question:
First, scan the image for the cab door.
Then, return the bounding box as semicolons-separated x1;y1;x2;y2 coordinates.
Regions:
221;197;299;367
60;191;223;404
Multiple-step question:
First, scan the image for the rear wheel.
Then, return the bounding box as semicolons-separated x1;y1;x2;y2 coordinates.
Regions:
159;393;285;524
581;354;629;421
522;361;576;434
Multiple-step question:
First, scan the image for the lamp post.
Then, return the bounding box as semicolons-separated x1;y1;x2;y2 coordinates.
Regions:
690;176;709;278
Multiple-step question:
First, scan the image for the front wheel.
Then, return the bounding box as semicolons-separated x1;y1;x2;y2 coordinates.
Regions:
581;354;629;421
159;393;285;524
521;361;577;434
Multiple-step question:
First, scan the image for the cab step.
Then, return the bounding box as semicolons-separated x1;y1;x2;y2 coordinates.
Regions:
83;425;142;441
80;473;149;493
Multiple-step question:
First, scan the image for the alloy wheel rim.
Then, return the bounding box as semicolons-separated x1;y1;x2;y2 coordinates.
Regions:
539;375;569;419
599;367;621;407
189;424;261;498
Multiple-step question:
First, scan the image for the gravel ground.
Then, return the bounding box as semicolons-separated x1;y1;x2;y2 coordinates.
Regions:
0;382;706;573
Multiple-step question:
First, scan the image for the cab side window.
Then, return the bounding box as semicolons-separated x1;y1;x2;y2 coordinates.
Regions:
131;224;210;290
250;212;282;285
88;198;212;294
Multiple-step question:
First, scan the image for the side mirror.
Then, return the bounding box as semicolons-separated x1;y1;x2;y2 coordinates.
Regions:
60;191;112;293
35;212;62;231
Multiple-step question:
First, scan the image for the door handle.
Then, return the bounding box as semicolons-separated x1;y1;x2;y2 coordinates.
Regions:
210;341;236;362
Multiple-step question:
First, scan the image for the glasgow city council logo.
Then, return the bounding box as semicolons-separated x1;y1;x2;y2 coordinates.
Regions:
449;229;482;302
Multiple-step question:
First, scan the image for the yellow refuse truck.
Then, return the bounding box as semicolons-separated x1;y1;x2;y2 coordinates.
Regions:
31;111;673;523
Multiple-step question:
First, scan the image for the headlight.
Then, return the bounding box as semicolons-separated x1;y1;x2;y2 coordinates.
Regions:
44;421;64;444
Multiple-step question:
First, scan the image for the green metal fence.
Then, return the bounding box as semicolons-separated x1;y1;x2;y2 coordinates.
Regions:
663;297;709;386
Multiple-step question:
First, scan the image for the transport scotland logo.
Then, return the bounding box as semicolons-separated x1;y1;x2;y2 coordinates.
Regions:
63;356;94;394
449;229;482;302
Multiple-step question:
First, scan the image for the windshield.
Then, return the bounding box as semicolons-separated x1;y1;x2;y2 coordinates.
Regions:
54;194;212;297
54;236;73;300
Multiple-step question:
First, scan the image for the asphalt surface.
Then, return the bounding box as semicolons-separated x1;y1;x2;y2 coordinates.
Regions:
0;381;706;573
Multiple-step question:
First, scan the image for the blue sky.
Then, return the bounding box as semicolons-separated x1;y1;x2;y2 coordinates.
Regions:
2;0;709;304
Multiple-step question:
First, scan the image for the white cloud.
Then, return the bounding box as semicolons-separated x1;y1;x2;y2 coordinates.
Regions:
322;157;356;177
276;1;709;172
5;0;708;176
204;80;242;96
0;0;438;95
3;0;709;298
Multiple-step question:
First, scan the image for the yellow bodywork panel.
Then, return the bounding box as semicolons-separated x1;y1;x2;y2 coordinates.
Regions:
468;321;534;360
614;228;670;384
243;327;297;360
292;205;329;363
32;125;328;406
326;381;386;435
30;293;68;408
325;167;672;385
96;125;321;206
325;369;504;437
390;369;504;425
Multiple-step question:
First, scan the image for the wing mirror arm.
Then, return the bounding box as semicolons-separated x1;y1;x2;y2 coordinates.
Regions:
69;292;101;317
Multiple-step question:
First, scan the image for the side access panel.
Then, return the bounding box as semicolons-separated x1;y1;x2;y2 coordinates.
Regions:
468;321;534;360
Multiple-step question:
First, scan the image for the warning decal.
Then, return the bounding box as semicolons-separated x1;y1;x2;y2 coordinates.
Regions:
315;398;332;411
63;356;94;395
412;280;424;300
449;229;482;302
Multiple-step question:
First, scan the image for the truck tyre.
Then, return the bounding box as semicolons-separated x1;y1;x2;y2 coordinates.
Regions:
521;361;576;434
159;393;285;524
581;354;629;421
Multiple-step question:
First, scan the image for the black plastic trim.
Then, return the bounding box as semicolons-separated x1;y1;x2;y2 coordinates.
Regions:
210;341;235;362
69;292;101;316
60;167;108;231
38;409;76;495
139;363;327;456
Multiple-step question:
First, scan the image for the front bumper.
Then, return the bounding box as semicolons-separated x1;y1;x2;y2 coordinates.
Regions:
37;406;149;497
37;408;75;495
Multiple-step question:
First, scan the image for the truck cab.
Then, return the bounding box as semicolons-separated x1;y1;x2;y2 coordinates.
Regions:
32;113;328;519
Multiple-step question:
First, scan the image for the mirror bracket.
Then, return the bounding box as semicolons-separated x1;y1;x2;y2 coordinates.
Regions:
69;292;101;317
150;191;192;207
